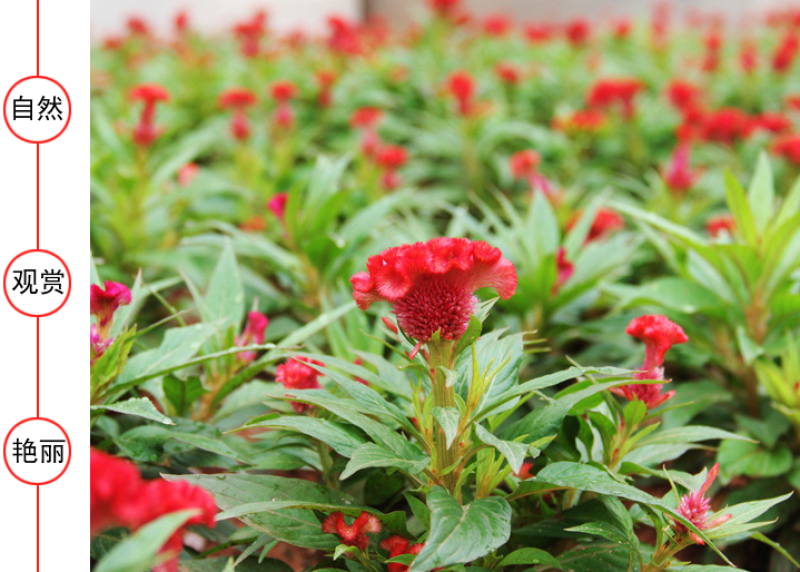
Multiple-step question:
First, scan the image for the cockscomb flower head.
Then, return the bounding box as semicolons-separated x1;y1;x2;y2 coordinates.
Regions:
219;88;257;140
271;80;297;102
772;133;800;164
772;31;799;73
130;84;170;146
376;145;408;190
483;14;512;37
707;214;736;238
350;238;517;342
429;0;461;18
351;107;383;158
509;150;540;180
552;109;606;134
564;18;591;46
495;63;521;85
276;357;324;413
233;11;266;57
663;143;700;193
665;80;702;112
236;311;269;363
673;463;732;545
322;511;381;551
268;192;289;221
587;77;643;119
177;163;199;187
91;281;132;333
566;207;624;243
554;247;574;294
381;536;424;572
446;71;476;116
699;107;750;145
91;324;113;365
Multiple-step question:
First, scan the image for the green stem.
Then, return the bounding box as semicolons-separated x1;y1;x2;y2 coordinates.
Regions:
429;339;458;493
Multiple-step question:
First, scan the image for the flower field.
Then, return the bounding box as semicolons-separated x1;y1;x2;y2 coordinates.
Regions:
90;3;800;571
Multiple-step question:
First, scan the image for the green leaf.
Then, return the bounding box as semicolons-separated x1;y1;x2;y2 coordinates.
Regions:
706;493;793;539
91;397;174;425
244;415;367;457
747;152;775;235
93;510;195;572
340;443;429;480
163;376;207;417
566;522;642;570
433;407;461;449
409;487;511;572
724;170;758;245
204;240;245;333
718;440;794;479
163;474;351;550
637;425;753;447
474;424;527;474
498;548;562;569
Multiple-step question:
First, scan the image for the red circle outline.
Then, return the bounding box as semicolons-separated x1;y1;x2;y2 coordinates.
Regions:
4;76;72;144
3;417;72;485
3;249;72;317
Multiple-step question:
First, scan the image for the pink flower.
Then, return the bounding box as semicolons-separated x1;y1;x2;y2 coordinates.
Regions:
268;193;289;221
350;238;517;342
612;315;688;409
663;143;700;194
177;163;199;187
446;71;476;116
276;357;324;413
322;511;381;551
673;463;732;544
219;88;257;141
90;324;112;365
509;150;540;180
381;536;424;572
236;311;269;363
130;84;170;147
90;448;217;572
91;281;132;332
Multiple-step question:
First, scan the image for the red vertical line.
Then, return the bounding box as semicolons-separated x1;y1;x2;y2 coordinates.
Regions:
37;317;40;418
36;0;40;75
37;144;40;249
36;485;40;572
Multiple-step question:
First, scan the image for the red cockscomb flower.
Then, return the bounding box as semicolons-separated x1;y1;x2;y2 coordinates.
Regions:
130;84;170;146
509;150;540;180
429;0;461;18
495;63;521;85
91;281;132;334
564;18;591;46
233;11;266;58
351;107;383;158
524;23;555;44
699;107;750;145
701;30;723;72
772;31;799;73
773;133;800;164
127;16;151;36
381;536;424;572
219;88;257;141
554;247;574;294
663;143;700;193
748;112;792;135
483;14;512;37
327;16;364;55
739;39;758;73
178;163;199;187
271;81;297;102
587;78;643;119
351;238;517;343
787;94;800;111
611;18;632;39
612;315;688;409
706;214;736;238
665;80;702;112
236;311;269;363
268;192;289;221
446;71;476;116
376;145;408;190
322;511;381;551
316;70;337;107
567;207;624;243
276;357;324;413
270;81;297;130
673;464;732;545
91;448;217;572
552;109;606;134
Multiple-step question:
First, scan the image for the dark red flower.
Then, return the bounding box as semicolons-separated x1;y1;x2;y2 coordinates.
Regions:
748;112;792;135
587;78;643;118
514;462;534;480
665;80;702;111
322;511;381;551
673;464;732;545
446;71;476;116
351;238;517;342
90;449;141;534
706;214;736;238
699;107;750;145
381;536;424;572
271;81;297;102
276;357;324;413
